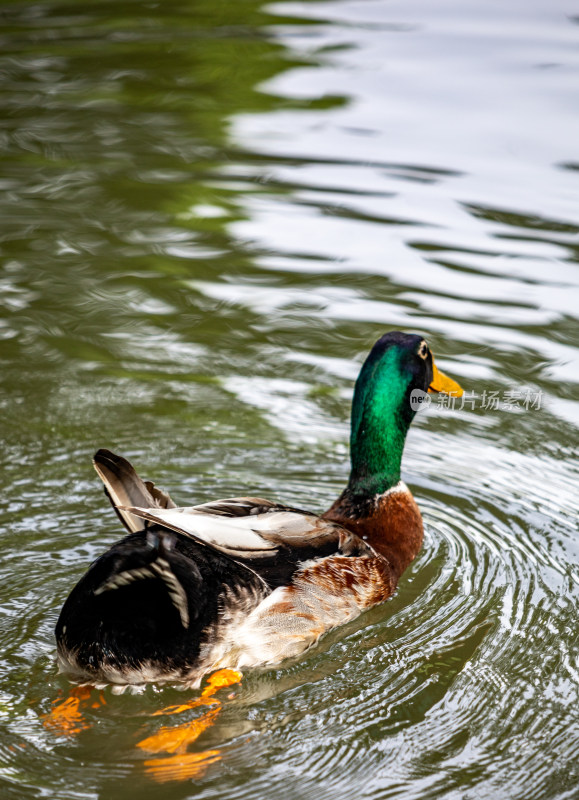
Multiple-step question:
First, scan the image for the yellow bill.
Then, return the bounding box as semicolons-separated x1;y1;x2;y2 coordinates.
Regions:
428;359;463;397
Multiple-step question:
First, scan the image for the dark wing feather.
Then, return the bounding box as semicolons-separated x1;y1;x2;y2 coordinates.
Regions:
93;449;176;533
92;449;385;593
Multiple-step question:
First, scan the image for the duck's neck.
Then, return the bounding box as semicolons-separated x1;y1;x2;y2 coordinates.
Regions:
347;349;412;499
322;345;423;579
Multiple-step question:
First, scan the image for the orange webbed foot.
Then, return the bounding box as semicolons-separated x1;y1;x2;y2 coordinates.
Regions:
42;686;105;737
137;668;242;782
143;750;222;783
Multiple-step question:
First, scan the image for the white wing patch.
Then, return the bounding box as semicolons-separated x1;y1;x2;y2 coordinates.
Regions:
122;501;367;565
122;505;294;557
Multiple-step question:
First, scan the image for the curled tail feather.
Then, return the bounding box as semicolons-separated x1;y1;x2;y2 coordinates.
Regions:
93;530;190;629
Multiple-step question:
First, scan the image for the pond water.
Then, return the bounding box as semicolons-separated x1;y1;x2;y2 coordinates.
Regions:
1;0;578;797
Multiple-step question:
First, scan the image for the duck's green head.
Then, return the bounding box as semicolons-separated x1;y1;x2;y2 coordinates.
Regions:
348;332;462;497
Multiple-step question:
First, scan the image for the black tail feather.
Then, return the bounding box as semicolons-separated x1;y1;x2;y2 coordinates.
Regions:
55;527;268;685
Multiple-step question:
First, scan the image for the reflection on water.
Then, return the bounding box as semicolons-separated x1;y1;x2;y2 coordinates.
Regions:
0;0;578;797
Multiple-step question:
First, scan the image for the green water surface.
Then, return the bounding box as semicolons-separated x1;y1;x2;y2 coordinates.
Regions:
1;0;578;798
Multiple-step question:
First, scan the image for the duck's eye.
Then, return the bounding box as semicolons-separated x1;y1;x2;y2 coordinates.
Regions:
417;341;429;360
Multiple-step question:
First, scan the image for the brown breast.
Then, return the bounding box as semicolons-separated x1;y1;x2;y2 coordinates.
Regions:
322;486;424;583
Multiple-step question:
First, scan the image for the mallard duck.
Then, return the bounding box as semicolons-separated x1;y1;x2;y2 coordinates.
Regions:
56;331;462;690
